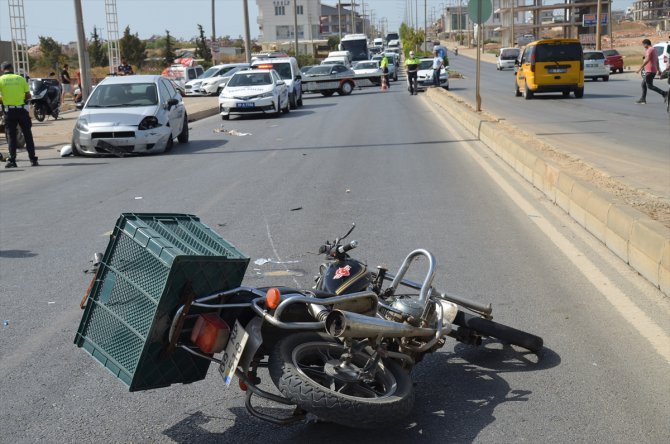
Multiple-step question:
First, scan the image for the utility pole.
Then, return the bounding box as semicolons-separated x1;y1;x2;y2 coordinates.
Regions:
243;0;251;64
74;0;92;102
211;0;215;42
338;0;342;39
595;0;602;50
293;0;299;55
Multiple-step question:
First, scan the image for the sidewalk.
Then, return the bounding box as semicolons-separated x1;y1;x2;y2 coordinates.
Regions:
1;96;220;160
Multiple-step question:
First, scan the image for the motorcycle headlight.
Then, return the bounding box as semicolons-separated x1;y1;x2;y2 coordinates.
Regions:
76;118;88;131
138;116;160;130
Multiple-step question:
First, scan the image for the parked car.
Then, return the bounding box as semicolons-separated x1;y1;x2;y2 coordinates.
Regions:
602;49;624;73
218;69;289;120
250;57;303;109
352;60;382;75
514;38;584;99
583;51;610;81
416;57;449;90
654;41;669;78
185;63;249;96
71;75;188;156
497;47;520;70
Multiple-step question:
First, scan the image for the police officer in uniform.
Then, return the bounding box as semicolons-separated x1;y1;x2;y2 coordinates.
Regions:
0;61;38;168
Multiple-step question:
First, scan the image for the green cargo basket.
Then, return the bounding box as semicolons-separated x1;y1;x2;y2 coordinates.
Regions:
74;213;249;392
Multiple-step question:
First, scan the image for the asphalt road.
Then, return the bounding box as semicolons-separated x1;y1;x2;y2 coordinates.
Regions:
446;53;670;202
0;86;669;443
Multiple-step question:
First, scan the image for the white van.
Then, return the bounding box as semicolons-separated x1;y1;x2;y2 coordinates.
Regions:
653;41;669;78
373;38;384;48
496;47;520;70
162;64;204;88
321;57;349;67
327;51;352;66
250;57;303;108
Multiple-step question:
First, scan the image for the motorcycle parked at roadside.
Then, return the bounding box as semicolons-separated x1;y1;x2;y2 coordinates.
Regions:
76;219;543;429
29;77;61;121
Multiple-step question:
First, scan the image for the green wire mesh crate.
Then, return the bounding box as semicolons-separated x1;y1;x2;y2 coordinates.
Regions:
74;213;249;391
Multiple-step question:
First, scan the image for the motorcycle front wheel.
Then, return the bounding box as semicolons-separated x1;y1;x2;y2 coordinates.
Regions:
33;104;46;122
268;332;415;428
454;311;543;353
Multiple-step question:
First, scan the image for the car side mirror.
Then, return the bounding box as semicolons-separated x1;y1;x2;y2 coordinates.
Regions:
166;98;179;109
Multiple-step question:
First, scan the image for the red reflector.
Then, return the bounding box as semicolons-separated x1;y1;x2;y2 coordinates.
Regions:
190;313;230;354
239;378;248;391
265;287;281;309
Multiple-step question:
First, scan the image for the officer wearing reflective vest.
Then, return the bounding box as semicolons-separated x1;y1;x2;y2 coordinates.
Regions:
405;51;421;95
0;61;38;168
380;54;390;88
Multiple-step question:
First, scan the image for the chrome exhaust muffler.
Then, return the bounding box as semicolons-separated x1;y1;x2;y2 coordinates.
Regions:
325;310;436;338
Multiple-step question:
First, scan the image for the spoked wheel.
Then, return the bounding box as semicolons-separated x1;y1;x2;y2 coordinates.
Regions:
269;333;414;428
454;312;544;353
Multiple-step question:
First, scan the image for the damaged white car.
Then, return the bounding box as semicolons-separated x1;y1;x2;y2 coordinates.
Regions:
71;75;188;156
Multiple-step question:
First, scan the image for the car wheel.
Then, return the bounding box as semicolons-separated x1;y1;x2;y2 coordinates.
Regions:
71;137;82;156
574;87;584;98
338;81;354;96
165;135;174;152
221;113;230;120
603;76;609;82
523;81;533;100
282;97;290;114
562;90;570;98
321;91;335;97
619;67;624;74
177;113;189;143
289;92;297;109
273;100;281;117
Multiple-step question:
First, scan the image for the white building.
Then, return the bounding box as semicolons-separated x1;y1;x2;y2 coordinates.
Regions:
256;0;322;43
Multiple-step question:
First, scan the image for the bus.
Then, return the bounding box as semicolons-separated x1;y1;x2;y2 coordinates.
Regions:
339;34;369;62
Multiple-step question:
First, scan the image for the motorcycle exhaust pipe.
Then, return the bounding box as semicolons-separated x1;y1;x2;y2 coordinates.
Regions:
325;310;436;339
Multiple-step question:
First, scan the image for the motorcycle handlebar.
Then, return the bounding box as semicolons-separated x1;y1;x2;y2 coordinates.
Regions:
337;240;358;254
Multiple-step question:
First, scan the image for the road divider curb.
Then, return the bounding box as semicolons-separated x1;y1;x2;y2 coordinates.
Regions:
426;87;670;296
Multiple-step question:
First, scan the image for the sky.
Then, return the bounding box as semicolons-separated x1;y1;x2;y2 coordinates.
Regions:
1;0;635;46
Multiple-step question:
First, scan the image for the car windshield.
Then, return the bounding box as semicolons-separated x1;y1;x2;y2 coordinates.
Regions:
354;62;378;70
500;49;519;60
228;72;272;87
535;43;582;62
419;60;433;69
584;52;604;60
86;82;158;108
306;66;334;76
255;62;291;80
200;67;220;79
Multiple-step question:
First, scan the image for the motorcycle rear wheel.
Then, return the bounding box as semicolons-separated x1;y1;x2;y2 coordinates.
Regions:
268;332;414;428
33;104;46;122
454;312;543;353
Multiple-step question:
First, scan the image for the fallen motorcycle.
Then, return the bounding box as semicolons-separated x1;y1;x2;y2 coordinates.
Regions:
75;214;543;429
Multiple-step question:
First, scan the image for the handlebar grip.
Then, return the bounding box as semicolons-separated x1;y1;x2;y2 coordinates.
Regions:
337;240;358;254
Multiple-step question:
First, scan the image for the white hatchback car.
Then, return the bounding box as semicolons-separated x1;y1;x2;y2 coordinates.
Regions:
219;69;290;120
72;75;188;156
416;58;449;90
583;50;610;81
185;63;249;96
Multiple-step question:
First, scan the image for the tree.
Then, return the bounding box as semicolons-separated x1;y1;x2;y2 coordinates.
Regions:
38;36;63;70
119;26;147;69
163;30;176;65
194;24;211;62
327;36;340;50
88;26;108;67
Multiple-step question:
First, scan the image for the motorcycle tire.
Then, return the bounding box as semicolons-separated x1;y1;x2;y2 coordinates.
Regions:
33;104;46;122
268;332;415;428
454;311;543;353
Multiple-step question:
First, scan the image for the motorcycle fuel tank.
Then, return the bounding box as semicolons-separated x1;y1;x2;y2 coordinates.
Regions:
321;259;371;295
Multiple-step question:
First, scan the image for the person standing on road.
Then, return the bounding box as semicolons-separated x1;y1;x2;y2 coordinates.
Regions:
405;51;421;95
431;49;443;87
380;54;390;90
635;39;668;104
0;61;38;168
60;64;71;105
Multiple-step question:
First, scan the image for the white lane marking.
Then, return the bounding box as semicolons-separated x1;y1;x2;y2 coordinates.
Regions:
429;98;670;365
264;217;301;288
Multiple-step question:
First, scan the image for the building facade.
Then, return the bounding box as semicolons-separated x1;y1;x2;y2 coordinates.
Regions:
256;0;322;43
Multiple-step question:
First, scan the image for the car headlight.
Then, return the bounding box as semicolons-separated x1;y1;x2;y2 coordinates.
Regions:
76;118;88;131
138;116;161;130
258;91;274;98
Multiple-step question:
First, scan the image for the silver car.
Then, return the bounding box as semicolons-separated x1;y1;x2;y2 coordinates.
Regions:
72;75;189;156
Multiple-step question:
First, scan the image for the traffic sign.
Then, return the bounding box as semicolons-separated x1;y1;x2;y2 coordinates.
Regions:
467;0;492;24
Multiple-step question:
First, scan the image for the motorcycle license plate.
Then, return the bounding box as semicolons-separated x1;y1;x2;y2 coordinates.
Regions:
218;320;249;386
237;102;254;108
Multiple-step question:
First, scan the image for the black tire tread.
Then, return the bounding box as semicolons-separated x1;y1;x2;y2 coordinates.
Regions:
455;312;543;352
268;332;415;428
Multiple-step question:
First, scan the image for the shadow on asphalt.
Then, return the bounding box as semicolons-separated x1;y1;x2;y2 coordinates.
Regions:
162;345;561;443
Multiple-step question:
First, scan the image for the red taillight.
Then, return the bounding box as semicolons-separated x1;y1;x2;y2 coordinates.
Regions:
190;313;230;353
265;287;281;309
530;53;535;73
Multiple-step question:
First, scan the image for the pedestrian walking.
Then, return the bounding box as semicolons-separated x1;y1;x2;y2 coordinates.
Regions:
635;39;668;104
0;61;38;168
60;63;72;105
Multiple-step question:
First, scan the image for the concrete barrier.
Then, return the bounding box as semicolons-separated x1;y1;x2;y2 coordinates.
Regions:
426;87;670;296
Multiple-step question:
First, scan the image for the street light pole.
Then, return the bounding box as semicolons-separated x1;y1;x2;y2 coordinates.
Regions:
293;0;299;55
211;0;215;42
73;0;91;102
242;0;251;64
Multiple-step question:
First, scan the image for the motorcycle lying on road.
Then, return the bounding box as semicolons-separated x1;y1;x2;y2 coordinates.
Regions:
77;221;543;429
